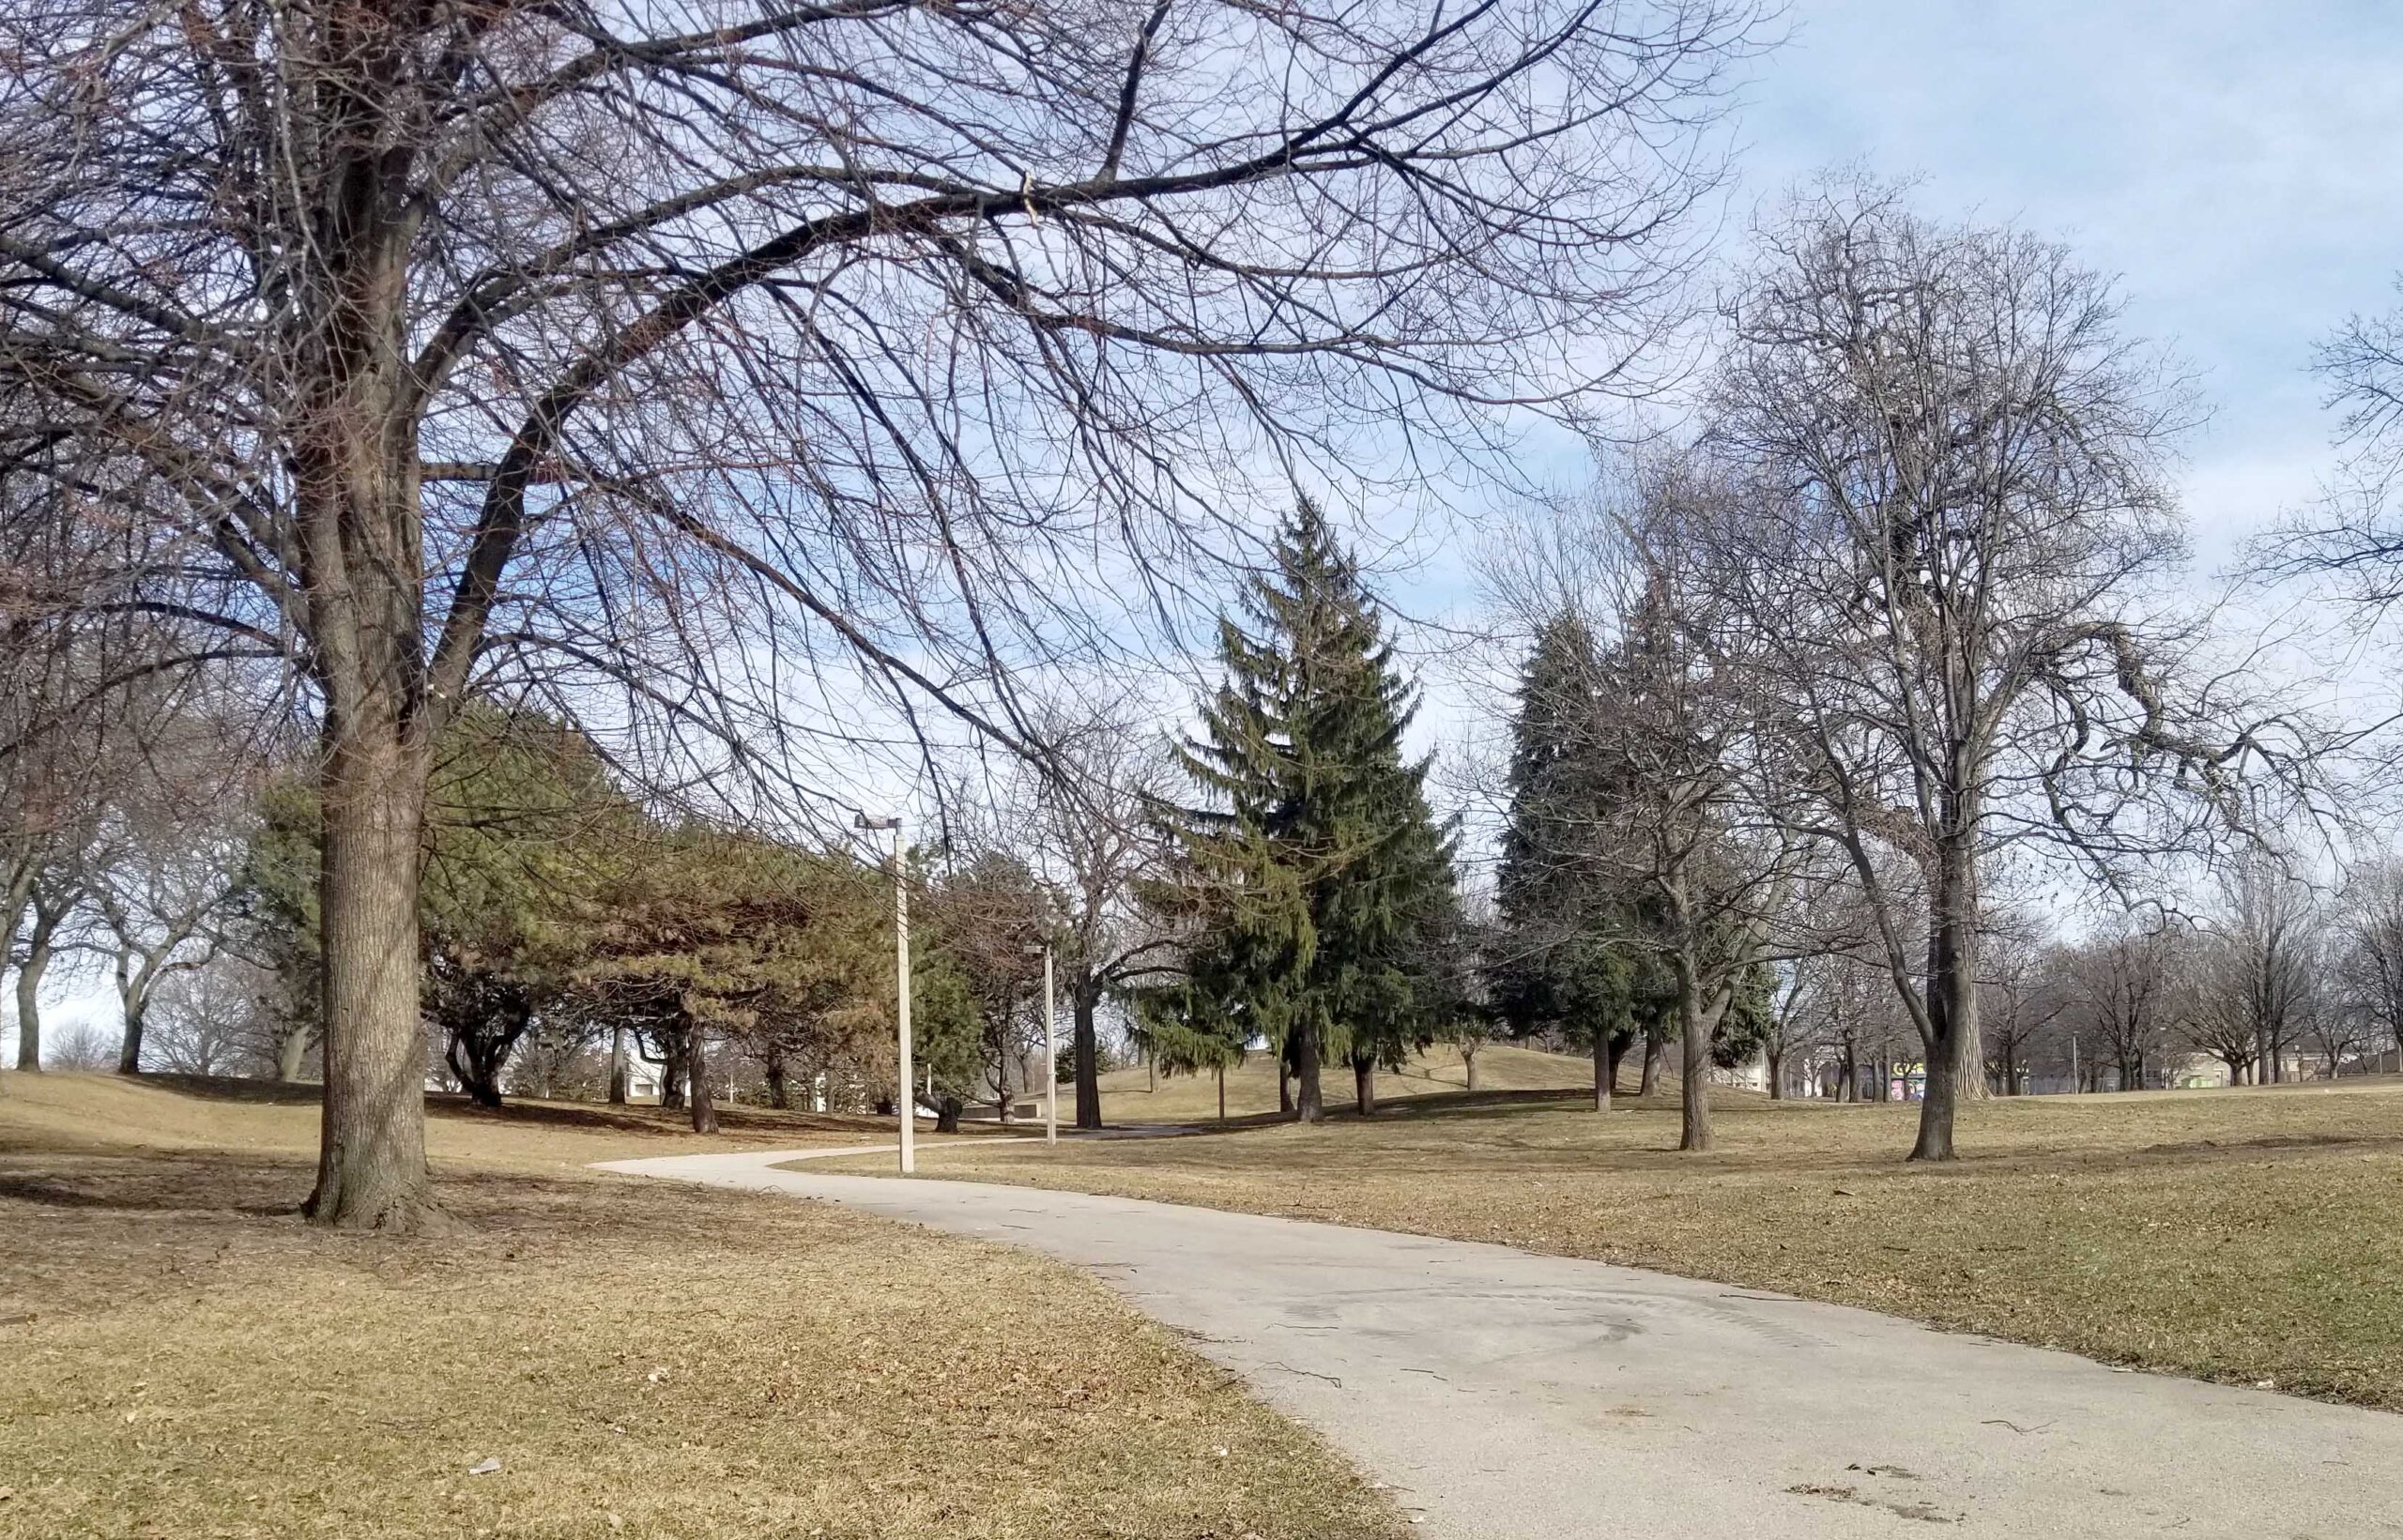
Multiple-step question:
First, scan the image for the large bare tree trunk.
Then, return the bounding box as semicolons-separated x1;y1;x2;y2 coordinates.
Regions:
305;730;433;1229
1072;985;1102;1131
1638;1019;1667;1097
659;1030;686;1109
444;1029;507;1108
1462;1041;1480;1093
12;898;61;1072
1353;1056;1375;1117
1591;1028;1613;1112
115;936;164;1075
115;997;147;1075
687;1022;717;1134
1765;1044;1784;1100
607;1027;628;1105
292;72;444;1228
12;912;54;1066
1912;839;1979;1161
1676;965;1712;1152
1293;1023;1324;1123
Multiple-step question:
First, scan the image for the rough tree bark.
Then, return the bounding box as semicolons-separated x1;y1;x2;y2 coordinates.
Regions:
1072;986;1102;1131
11;892;65;1072
1638;1020;1667;1098
1353;1055;1376;1118
687;1021;717;1135
607;1027;628;1105
1292;1025;1324;1123
1911;835;1981;1161
115;994;149;1076
659;1030;686;1111
305;730;432;1228
1676;958;1716;1153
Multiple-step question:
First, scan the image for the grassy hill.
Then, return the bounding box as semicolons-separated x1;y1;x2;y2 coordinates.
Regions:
0;1069;1031;1171
1102;1042;1611;1122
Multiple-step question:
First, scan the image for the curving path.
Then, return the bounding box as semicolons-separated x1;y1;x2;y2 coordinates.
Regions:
598;1147;2403;1539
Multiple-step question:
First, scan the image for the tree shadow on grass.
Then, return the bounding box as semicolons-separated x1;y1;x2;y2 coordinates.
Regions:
0;1151;305;1216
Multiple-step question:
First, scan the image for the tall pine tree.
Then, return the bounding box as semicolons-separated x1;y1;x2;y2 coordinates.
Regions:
1492;612;1658;1109
1153;501;1460;1122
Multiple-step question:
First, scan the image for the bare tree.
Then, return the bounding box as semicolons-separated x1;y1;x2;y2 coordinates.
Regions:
9;863;80;1072
1754;958;1808;1099
2186;859;2320;1085
2059;917;2185;1092
2260;277;2403;609
45;1016;115;1073
1488;469;1799;1151
2302;997;2377;1078
0;0;1765;1227
1003;704;1178;1131
1786;944;1906;1101
1698;181;2297;1159
84;723;252;1074
2334;857;2403;1072
145;951;281;1077
1978;915;2066;1096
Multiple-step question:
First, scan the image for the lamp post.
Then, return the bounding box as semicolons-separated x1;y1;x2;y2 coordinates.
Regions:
858;813;911;1174
1023;940;1057;1145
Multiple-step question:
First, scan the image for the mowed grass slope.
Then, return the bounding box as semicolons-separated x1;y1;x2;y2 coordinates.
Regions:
864;1077;2403;1411
0;1068;938;1172
0;1075;1404;1540
1101;1042;1598;1122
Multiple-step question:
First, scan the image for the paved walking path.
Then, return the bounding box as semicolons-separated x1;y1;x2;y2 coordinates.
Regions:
598;1147;2403;1539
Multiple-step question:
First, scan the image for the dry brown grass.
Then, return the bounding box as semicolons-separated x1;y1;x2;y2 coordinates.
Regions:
0;1069;1003;1176
857;1077;2403;1411
0;1075;1403;1540
1099;1042;1595;1124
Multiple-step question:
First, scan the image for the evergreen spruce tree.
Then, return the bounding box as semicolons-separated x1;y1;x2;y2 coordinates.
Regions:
1491;613;1646;1108
1154;500;1460;1122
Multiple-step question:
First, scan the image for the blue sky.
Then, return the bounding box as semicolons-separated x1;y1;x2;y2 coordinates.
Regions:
15;3;2402;1055
1387;1;2403;647
1399;0;2403;849
1736;0;2403;562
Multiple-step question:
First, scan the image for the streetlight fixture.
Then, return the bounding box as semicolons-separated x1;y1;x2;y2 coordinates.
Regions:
857;813;911;1175
1023;940;1057;1146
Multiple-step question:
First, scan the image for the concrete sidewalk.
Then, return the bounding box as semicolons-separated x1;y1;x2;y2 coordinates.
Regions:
599;1148;2403;1539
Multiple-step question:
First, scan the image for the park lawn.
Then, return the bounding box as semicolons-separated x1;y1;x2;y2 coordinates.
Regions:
0;1068;962;1174
0;1076;1404;1540
840;1077;2403;1412
1096;1041;1591;1123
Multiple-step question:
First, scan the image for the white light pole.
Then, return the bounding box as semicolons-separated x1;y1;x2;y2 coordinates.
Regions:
859;813;911;1174
1023;940;1057;1146
1042;943;1057;1146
